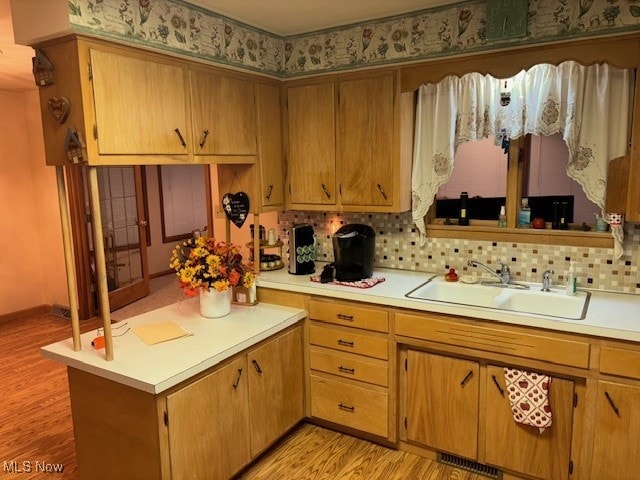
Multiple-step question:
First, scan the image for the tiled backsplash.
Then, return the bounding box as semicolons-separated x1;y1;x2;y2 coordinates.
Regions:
278;211;640;294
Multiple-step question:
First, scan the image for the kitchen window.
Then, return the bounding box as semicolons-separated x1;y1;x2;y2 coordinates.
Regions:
412;61;634;249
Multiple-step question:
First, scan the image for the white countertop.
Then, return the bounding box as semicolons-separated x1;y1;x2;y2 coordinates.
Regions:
257;264;640;343
41;299;305;394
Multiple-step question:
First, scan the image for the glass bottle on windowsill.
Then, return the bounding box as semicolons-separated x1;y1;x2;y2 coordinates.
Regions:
458;192;469;226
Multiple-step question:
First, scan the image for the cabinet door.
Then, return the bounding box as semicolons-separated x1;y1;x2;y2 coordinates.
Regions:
405;350;479;459
166;357;250;480
591;381;640;480
190;69;257;155
287;83;336;205
338;75;394;207
257;83;285;208
484;365;574;480
248;327;303;456
90;49;189;155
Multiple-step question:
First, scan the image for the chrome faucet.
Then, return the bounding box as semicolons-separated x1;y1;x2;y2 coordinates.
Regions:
468;259;511;285
541;269;554;292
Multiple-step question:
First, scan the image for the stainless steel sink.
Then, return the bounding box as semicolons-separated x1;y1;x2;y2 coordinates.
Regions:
405;276;590;320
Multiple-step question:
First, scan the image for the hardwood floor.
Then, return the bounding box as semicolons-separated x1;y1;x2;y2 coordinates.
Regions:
239;423;487;480
1;311;486;480
0;312;102;479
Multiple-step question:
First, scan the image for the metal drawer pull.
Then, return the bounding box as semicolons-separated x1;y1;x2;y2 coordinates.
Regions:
198;129;209;148
252;359;263;374
338;403;355;412
232;368;243;389
338;366;355;374
321;183;331;199
376;183;388;200
336;313;354;321
604;391;620;416
492;375;504;397
174;128;187;147
460;370;474;386
265;184;274;200
337;339;354;347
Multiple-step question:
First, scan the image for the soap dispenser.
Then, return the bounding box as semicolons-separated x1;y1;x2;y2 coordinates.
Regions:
498;205;507;228
518;198;531;228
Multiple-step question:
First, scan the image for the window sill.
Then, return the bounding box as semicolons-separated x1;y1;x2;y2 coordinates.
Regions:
425;223;614;248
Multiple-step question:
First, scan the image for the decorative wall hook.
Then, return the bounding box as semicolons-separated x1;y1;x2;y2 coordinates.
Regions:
32;49;54;86
64;127;87;164
47;96;71;124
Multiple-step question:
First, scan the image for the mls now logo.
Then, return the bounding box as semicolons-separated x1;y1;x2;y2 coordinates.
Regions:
4;460;64;473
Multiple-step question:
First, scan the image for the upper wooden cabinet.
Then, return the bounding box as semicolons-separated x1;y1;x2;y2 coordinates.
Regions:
35;36;271;168
90;49;189;156
338;75;395;208
285;71;412;213
189;68;258;158
286;82;337;206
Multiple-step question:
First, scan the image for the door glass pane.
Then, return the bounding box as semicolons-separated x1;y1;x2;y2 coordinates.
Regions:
95;166;143;291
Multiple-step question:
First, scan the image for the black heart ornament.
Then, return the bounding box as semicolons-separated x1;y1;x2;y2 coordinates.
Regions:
222;192;250;228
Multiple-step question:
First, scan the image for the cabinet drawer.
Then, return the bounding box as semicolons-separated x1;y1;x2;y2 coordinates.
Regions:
310;347;388;387
309;300;388;332
310;374;388;438
600;347;640;379
309;324;388;360
395;312;590;369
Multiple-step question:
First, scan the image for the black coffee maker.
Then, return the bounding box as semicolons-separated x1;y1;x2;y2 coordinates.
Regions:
332;224;375;281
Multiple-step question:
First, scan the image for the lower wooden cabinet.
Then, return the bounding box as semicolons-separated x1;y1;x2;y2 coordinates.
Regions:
310;374;388;437
405;350;479;459
485;365;575;480
166;357;251;480
248;327;304;456
590;381;640;480
166;326;303;479
68;325;303;480
403;350;576;480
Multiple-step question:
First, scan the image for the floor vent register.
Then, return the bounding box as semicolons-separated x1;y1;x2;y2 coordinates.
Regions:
438;452;502;479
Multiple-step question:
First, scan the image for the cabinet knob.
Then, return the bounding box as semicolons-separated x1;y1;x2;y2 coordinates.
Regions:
376;183;388;200
265;184;274;200
174;128;187;148
336;313;354;321
198;129;209;148
321;183;331;199
338;403;355;412
337;339;354;347
604;391;620;416
491;374;505;396
338;365;355;374
232;368;243;389
252;359;263;374
460;370;474;386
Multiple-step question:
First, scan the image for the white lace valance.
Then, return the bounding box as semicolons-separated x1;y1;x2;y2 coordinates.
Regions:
411;61;632;254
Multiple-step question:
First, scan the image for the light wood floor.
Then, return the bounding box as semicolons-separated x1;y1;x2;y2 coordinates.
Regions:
239;423;488;480
0;312;102;479
2;312;486;480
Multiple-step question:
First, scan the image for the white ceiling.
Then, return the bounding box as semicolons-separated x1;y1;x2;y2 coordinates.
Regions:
191;0;463;36
0;0;464;92
1;0;35;92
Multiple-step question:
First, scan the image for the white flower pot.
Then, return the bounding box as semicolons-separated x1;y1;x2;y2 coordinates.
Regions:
199;288;232;318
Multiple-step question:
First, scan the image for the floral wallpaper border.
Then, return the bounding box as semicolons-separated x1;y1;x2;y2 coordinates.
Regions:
68;0;640;78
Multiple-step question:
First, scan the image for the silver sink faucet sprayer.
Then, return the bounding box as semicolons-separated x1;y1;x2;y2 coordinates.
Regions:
467;259;511;285
541;269;554;292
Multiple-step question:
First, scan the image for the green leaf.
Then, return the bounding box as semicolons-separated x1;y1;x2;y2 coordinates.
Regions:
630;5;640;17
68;1;81;16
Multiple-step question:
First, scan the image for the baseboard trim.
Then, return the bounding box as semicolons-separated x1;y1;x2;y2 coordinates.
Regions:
150;269;173;279
0;304;51;322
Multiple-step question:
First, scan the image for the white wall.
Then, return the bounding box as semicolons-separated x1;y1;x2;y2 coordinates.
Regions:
0;90;68;315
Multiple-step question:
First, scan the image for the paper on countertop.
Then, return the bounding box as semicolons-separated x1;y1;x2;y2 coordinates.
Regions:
132;320;193;346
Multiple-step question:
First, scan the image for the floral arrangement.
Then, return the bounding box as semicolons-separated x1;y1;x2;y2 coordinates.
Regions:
170;237;255;297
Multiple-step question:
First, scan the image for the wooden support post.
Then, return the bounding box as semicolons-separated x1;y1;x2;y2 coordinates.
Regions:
87;167;114;361
253;213;261;274
56;166;81;351
225;217;231;243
